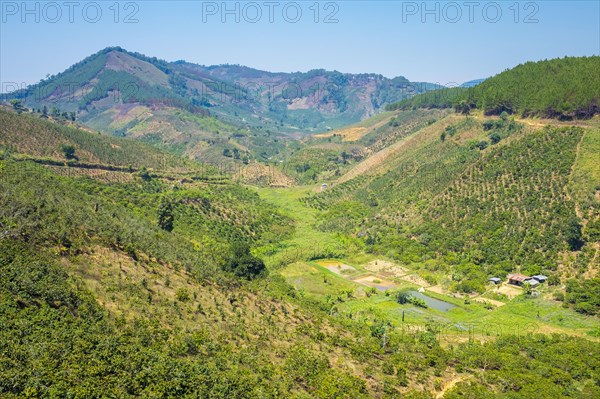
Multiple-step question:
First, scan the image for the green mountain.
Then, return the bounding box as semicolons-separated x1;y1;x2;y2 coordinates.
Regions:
387;56;600;120
7;47;440;164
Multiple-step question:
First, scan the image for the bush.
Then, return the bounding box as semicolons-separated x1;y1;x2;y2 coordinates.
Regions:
396;290;412;304
475;140;489;150
61;144;76;159
553;291;565;302
566;217;585;251
489;132;502;144
224;241;267;280
411;297;428;308
566;278;600;315
176;287;190;302
158;196;175;232
574;302;596;315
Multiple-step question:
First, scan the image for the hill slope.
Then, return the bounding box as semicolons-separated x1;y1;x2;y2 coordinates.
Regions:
0;109;196;171
305;110;600;294
1;64;600;398
386;56;600;120
6;47;440;164
1;114;599;398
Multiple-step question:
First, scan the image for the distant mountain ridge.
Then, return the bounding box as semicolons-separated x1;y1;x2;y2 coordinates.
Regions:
460;78;485;87
7;47;440;134
5;47;442;163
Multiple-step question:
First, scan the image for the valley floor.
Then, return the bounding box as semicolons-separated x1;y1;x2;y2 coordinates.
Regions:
256;184;600;343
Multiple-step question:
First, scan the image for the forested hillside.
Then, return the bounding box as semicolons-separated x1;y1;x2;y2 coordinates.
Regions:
306;111;600;296
386;57;600;120
385;87;466;111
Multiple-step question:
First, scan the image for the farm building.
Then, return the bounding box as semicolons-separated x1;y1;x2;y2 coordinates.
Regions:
507;273;532;286
489;277;502;284
525;279;540;287
532;275;548;283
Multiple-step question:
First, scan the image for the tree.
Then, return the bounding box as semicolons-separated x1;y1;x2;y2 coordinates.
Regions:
10;99;25;114
224;241;266;279
455;100;471;115
137;166;151;181
157;196;174;232
489;132;501;144
61;144;76;160
566;217;584;251
396;290;412;304
475;140;489;150
175;288;190;302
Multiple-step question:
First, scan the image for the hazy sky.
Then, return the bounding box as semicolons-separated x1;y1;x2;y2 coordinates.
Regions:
1;1;599;89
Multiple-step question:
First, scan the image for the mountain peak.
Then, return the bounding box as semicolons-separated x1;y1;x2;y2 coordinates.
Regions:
7;47;439;135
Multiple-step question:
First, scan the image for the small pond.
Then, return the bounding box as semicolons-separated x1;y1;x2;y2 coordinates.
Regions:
409;291;457;312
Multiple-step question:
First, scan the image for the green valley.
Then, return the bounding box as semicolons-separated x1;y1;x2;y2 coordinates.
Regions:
1;51;599;399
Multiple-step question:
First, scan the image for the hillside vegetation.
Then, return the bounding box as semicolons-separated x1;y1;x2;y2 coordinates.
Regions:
306;111;600;297
387;57;600;120
386;87;466;111
274;109;450;185
1;56;600;398
1;157;599;397
7;47;440;141
0;109;198;171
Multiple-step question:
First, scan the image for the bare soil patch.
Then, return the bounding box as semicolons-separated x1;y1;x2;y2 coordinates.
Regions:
364;259;409;276
317;260;357;275
352;275;397;291
497;284;523;299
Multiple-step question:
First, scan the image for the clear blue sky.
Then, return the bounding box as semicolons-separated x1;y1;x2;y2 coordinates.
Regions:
1;1;599;88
